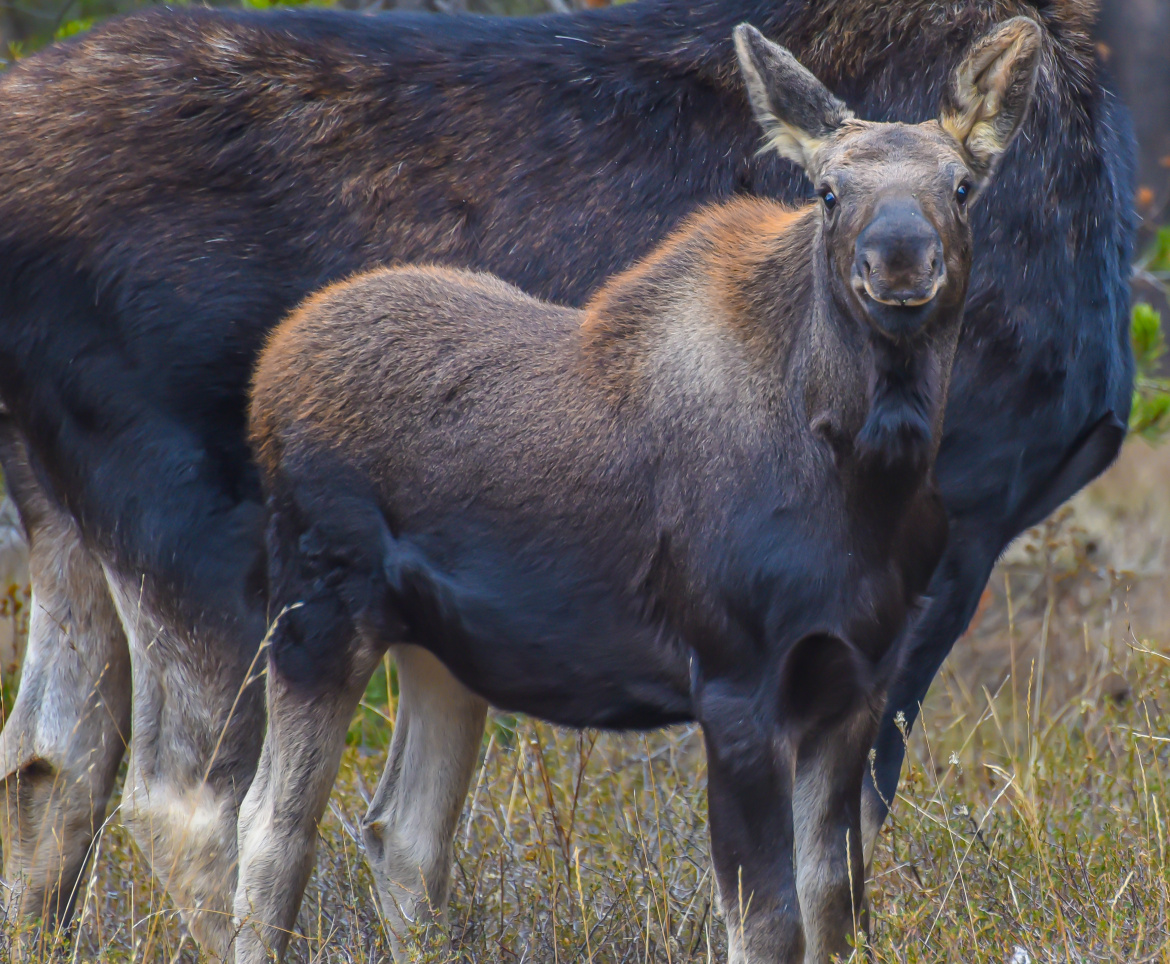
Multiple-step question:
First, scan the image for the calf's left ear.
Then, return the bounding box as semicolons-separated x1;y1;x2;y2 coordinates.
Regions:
733;23;852;173
940;16;1043;181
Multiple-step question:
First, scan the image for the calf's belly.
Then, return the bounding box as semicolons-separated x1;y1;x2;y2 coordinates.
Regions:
420;629;694;731
371;527;694;730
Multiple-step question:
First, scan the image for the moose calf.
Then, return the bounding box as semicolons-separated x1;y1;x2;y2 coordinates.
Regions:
240;21;1038;964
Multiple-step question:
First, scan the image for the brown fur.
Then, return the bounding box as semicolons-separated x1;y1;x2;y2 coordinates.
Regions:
791;0;1095;86
253;201;830;473
0;2;1093;312
0;1;1112;958
238;30;1039;952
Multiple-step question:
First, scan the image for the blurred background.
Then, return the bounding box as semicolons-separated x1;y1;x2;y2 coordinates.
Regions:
1099;0;1170;320
0;0;605;43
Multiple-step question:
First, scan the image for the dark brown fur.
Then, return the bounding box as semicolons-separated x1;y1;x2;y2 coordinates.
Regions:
248;203;947;964
0;0;1130;955
238;31;1037;958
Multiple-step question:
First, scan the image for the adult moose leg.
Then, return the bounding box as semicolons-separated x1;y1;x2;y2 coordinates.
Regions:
0;424;131;936
860;415;1127;860
362;644;486;953
859;544;994;865
696;669;804;964
101;574;265;961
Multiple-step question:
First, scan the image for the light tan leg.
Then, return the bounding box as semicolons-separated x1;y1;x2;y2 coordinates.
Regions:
0;487;130;941
362;645;487;955
103;572;265;962
792;707;876;964
234;623;384;963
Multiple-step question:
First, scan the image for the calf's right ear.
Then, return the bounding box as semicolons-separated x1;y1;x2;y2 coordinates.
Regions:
733;23;852;174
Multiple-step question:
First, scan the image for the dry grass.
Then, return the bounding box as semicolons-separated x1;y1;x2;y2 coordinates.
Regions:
2;440;1169;963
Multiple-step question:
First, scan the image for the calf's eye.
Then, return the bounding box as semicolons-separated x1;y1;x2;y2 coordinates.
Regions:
955;181;970;205
819;188;837;212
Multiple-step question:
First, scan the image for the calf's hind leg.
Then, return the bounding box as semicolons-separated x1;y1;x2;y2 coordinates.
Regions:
362;644;486;953
233;530;388;963
0;429;131;936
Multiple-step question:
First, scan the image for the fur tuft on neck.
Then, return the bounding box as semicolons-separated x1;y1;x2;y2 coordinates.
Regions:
853;337;946;498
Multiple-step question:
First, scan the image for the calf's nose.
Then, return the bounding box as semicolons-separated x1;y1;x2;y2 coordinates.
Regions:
853;198;944;309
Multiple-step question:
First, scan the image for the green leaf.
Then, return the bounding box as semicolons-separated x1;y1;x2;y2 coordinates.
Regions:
1130;386;1170;442
1146;226;1170;274
1131;302;1166;367
54;18;94;41
1129;304;1170;444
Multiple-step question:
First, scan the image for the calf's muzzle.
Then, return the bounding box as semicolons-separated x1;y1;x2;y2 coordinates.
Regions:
852;197;945;340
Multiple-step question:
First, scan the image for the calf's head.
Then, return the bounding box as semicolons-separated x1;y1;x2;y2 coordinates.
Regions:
734;18;1042;342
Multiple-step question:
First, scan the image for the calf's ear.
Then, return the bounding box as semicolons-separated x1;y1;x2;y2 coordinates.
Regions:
733;23;852;173
940;16;1043;181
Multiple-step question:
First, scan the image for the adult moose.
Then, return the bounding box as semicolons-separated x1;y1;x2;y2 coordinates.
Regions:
0;0;1133;958
237;22;1038;962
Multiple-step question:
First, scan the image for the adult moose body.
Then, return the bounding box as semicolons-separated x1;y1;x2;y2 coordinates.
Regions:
0;0;1133;957
239;22;1038;962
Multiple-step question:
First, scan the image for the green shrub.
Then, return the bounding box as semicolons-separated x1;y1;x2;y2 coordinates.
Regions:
1130;301;1170;443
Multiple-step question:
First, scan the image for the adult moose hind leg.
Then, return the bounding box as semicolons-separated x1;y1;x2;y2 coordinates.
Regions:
0;425;131;939
102;572;266;961
362;644;486;955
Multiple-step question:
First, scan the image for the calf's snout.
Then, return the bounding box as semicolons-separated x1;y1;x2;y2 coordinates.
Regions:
852;198;945;335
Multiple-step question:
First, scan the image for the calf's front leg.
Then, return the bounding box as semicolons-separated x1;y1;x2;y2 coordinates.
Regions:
792;704;877;964
697;673;804;964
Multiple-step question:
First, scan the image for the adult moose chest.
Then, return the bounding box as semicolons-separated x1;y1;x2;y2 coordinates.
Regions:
240;21;1039;963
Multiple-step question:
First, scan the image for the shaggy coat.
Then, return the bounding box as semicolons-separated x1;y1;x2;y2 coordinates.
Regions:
239;23;1037;961
249;221;952;961
251;206;951;717
0;0;1133;953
